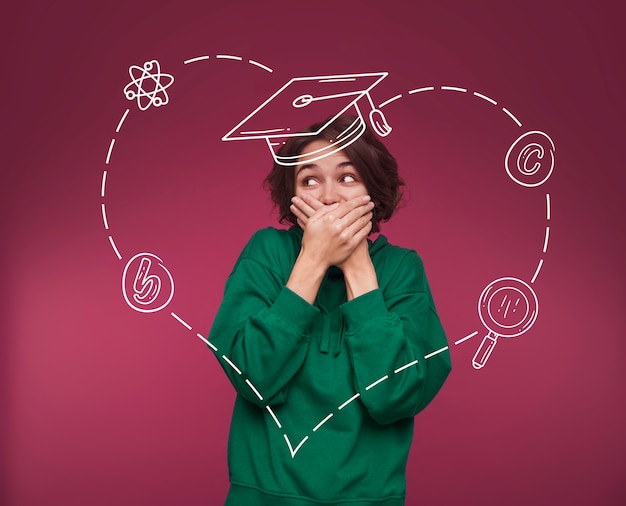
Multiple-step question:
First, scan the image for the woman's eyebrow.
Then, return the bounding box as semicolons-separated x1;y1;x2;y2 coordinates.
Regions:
296;160;353;175
296;164;318;175
336;161;353;169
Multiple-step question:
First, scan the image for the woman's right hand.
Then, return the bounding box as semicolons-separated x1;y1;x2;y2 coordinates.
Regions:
293;194;374;269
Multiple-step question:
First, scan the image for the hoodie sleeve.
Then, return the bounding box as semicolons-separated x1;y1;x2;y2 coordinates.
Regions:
208;229;319;407
341;250;451;425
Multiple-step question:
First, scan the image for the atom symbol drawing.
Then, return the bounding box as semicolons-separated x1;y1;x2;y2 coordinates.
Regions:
123;60;174;111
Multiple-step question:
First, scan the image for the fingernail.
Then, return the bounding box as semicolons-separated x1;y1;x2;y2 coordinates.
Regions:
362;195;371;202
291;196;299;203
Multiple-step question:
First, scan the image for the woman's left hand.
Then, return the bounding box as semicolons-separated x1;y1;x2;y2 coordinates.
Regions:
292;193;378;299
291;194;372;273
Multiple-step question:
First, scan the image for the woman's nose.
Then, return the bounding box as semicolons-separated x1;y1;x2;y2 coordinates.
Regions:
319;183;340;205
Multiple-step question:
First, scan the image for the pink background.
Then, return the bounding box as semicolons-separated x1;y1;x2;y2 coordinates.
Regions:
2;1;624;504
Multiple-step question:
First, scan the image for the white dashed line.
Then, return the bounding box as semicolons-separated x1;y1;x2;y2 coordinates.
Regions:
101;170;107;197
365;375;389;391
313;413;334;432
394;360;418;374
455;331;478;345
473;91;497;105
184;56;210;64
198;333;217;351
216;54;242;60
266;406;282;429
338;393;360;410
101;203;109;230
171;312;192;330
284;435;308;458
102;66;551;458
424;346;449;359
108;235;121;260
531;258;544;284
543;227;550;253
222;355;242;375
408;86;434;94
502;107;522;127
105;138;115;165
115;109;129;133
441;86;467;93
248;59;273;72
379;94;402;108
245;379;263;401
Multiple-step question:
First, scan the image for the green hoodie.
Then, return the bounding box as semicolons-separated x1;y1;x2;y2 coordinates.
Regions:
208;226;451;505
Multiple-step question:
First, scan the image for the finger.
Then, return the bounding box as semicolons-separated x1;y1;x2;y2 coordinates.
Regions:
291;196;317;218
338;200;374;228
349;217;373;245
298;193;326;212
308;202;340;222
334;195;373;220
290;203;310;225
355;221;373;244
344;211;374;239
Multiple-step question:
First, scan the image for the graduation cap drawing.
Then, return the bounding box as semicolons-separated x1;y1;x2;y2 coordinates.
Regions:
222;72;392;166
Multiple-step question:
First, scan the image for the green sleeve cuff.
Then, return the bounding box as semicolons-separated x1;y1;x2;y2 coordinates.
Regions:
340;288;388;331
269;286;320;337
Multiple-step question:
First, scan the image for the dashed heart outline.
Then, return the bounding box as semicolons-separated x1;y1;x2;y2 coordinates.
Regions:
102;52;553;458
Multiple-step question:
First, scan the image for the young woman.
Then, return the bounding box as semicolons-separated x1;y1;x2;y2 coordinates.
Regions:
208;115;451;505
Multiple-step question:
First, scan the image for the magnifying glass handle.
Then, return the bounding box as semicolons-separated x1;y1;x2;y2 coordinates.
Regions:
472;332;499;369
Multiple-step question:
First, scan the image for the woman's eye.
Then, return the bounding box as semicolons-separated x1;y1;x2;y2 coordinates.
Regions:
341;174;356;183
302;177;317;186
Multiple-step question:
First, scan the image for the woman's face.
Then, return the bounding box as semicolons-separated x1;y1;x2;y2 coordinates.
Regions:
294;140;368;205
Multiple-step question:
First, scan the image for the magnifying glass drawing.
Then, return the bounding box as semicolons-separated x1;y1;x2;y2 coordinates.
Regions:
472;277;538;369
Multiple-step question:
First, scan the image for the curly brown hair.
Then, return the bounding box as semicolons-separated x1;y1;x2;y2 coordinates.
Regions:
263;115;405;233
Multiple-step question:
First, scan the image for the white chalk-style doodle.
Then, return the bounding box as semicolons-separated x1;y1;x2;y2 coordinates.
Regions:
454;331;478;346
100;55;558;457
472;277;538;369
183;53;274;73
276;345;450;458
505;131;555;187
222;73;392;166
123;60;174;111
122;253;174;313
377;85;555;366
397;85;524;126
